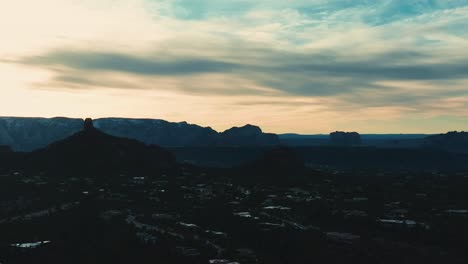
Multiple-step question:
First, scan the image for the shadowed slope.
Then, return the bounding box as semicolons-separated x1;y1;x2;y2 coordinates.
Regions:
26;118;176;176
424;131;468;153
239;147;306;185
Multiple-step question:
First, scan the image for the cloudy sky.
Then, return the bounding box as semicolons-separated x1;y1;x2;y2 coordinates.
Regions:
1;0;468;133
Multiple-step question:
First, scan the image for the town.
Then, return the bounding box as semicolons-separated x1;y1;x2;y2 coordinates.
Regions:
1;164;467;263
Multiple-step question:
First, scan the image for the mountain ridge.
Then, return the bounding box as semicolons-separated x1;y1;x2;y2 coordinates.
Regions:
0;116;280;151
24;118;177;176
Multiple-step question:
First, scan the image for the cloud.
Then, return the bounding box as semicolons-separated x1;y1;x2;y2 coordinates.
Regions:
23;51;240;76
16;44;468;100
2;0;468;132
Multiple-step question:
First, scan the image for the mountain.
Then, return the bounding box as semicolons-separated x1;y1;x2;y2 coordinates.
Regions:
239;147;305;185
25;118;176;176
0;117;280;151
0;145;14;172
0;117;83;151
95;118;279;147
424;131;468;153
0;145;12;154
93;118;220;147
330;131;361;146
220;124;279;146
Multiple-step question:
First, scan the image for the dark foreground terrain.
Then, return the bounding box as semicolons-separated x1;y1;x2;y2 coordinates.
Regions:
1;165;468;264
1;122;468;263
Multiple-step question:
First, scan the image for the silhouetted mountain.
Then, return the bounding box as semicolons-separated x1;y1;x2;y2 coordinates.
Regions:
330;131;361;146
95;119;279;147
0;145;14;171
0;117;83;151
424;131;468;153
0;145;12;154
25;118;176;176
251;147;304;170
0;117;279;151
94;118;220;147
221;124;279;146
240;147;305;185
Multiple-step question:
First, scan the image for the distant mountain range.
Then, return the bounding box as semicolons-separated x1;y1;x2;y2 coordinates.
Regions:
1;117;468;171
424;131;468;153
94;118;279;148
1;116;467;155
0;117;279;151
0;117;83;151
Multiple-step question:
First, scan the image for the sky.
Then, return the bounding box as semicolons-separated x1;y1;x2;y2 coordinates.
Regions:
1;0;468;134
